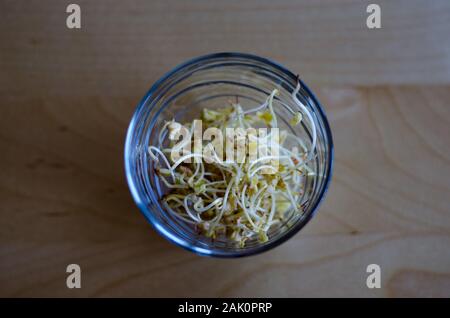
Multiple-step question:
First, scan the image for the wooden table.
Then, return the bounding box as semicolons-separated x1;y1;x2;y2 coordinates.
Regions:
1;0;449;297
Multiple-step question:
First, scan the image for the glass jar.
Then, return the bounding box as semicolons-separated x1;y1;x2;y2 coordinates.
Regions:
124;52;333;257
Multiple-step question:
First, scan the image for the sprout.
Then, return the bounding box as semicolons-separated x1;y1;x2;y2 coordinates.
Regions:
168;121;182;140
149;83;316;247
257;111;273;125
202;109;222;122
290;112;303;126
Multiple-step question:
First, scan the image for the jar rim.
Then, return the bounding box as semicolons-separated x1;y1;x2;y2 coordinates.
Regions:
124;52;334;257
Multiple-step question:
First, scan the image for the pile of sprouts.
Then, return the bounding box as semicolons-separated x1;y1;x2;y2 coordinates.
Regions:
148;82;317;247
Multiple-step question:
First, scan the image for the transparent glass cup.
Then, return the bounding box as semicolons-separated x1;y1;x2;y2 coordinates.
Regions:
125;53;333;257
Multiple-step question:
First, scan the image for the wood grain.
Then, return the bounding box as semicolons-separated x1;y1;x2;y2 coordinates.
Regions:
1;87;449;297
1;0;450;100
1;1;450;297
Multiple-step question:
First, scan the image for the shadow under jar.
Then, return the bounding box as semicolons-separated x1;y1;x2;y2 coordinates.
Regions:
125;52;333;257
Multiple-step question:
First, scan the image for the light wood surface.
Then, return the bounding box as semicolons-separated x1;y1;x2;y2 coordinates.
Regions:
1;1;450;297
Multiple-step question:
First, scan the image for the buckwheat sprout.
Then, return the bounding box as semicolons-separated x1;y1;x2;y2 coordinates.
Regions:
188;160;204;186
238;196;261;222
193;198;223;213
235;105;246;128
202;193;213;202
148;146;175;180
249;165;278;178
283;182;299;213
239;184;256;228
158;175;186;189
158;120;172;148
208;176;235;234
292;82;317;161
266;89;279;127
264;189;277;231
242;100;268;115
170;153;204;171
183;195;202;222
248;155;289;172
241;88;279;116
150;86;318;246
250;184;267;219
